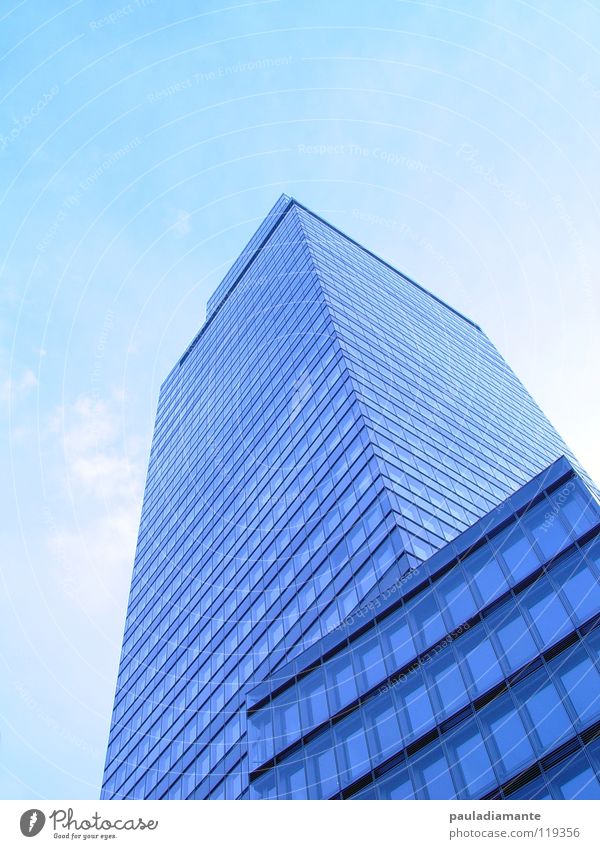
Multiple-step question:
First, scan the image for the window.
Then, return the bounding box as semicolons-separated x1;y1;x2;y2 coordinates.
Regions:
556;647;600;729
362;690;402;763
494;522;539;584
519;673;573;754
552;481;598;537
446;724;496;798
428;653;468;720
551;554;600;625
352;629;386;692
407;588;446;653
250;769;277;799
304;733;339;799
326;647;359;713
522;501;570;561
480;695;535;781
297;667;329;731
458;629;503;698
377;764;414;799
271;690;301;751
379;613;416;675
401;670;435;741
464;547;509;607
435;567;477;629
411;743;456;799
247;706;274;770
521;580;572;648
334;711;371;785
549;753;600;800
489;607;538;672
277;757;307;799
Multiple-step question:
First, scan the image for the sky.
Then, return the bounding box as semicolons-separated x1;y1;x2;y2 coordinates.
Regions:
1;0;599;800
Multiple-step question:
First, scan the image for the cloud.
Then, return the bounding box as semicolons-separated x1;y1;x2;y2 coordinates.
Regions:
0;368;37;404
45;394;145;615
168;208;192;237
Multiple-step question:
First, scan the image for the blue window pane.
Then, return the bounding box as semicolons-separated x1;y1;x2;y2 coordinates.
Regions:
551;554;600;625
489;607;538;672
522;501;570;561
458;628;503;697
297;666;329;731
481;696;535;781
494;522;539;584
272;691;301;751
556;647;600;729
334;712;371;785
379;613;416;675
435;567;478;629
428;653;468;720
304;732;339;799
463;547;509;607
407;588;446;653
552;481;599;537
326;648;358;713
247;706;274;770
277;757;307;799
411;743;456;799
521;579;572;648
446;723;496;798
401;670;435;741
519;674;573;754
351;629;386;692
362;690;403;763
377;764;414;799
250;770;277;799
550;753;600;800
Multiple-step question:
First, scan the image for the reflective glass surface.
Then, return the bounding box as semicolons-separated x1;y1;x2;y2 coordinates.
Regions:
102;197;599;800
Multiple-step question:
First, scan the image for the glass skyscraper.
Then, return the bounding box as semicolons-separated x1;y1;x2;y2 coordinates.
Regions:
101;195;600;800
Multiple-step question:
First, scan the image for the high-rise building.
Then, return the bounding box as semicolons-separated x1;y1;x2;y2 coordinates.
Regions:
101;195;600;800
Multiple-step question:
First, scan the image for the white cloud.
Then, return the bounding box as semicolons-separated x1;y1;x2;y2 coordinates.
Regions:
45;394;145;615
168;208;192;237
0;368;37;404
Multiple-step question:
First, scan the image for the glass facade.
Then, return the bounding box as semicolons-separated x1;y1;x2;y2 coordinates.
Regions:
102;196;599;800
247;466;600;799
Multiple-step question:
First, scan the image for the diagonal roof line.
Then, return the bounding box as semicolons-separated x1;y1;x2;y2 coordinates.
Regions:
174;193;482;374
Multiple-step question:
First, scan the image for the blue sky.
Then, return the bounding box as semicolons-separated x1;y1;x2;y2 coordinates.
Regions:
1;0;599;799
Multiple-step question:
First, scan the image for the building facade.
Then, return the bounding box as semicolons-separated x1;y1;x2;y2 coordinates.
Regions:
101;196;599;800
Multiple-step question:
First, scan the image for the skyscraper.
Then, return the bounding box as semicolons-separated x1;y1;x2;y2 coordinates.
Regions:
101;195;600;800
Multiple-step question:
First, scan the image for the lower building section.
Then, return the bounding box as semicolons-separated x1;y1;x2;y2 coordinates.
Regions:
246;456;600;799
